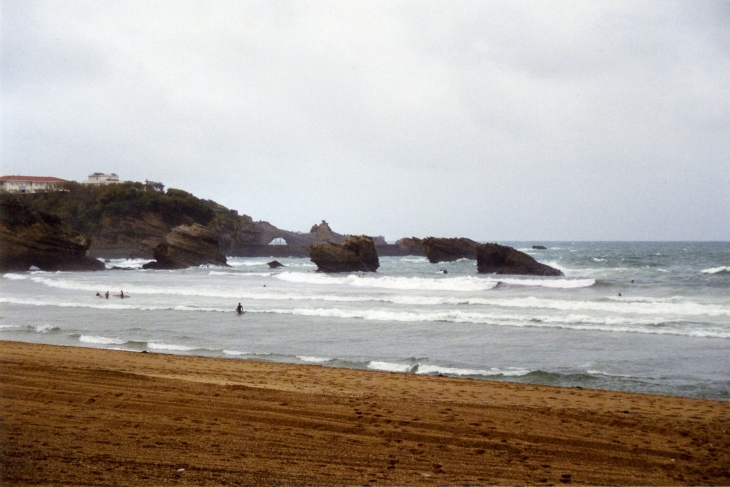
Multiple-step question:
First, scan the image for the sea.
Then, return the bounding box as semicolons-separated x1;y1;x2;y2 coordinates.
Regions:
1;242;728;400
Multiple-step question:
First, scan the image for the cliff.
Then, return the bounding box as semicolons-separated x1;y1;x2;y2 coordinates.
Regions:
0;199;104;271
16;181;227;258
15;182;381;261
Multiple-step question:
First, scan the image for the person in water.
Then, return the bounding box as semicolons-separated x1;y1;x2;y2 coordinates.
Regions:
120;290;124;298
105;291;109;299
96;292;101;298
236;303;244;314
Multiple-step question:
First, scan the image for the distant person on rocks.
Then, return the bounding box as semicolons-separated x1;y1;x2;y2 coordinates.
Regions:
236;303;244;315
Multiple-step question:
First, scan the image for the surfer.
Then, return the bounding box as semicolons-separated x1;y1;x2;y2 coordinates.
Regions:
120;290;124;299
105;291;109;299
236;303;244;315
96;292;102;298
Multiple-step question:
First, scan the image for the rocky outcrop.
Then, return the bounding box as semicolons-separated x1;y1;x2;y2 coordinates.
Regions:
309;236;380;273
217;219;351;256
421;237;479;263
532;245;547;250
0;199;104;271
393;237;479;263
143;223;228;270
475;243;563;276
267;260;285;269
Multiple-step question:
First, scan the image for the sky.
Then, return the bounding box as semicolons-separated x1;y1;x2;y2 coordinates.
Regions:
2;0;729;241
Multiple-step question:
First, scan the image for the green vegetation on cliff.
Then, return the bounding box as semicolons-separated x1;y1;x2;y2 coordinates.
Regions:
2;181;249;253
19;181;216;232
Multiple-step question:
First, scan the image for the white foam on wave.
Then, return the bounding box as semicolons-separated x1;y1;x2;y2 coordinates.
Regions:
297;355;331;363
366;361;531;377
275;272;592;291
35;324;59;334
260;307;730;338
702;266;729;274
426;295;730;317
227;260;268;267
275;272;500;291
147;342;196;351
104;258;152;269
208;271;274;277
496;277;594;289
223;350;272;357
0;297;230;313
368;361;416;373
79;335;126;345
223;350;249;356
416;364;531;377
3;273;29;280
399;257;428;263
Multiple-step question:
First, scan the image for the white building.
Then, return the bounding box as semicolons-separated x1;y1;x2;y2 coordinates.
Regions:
84;172;121;185
0;175;67;194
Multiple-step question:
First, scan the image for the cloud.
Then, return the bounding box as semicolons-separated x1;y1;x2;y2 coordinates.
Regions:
2;0;729;240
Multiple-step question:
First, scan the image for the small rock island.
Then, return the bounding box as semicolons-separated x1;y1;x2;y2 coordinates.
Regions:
309;236;380;273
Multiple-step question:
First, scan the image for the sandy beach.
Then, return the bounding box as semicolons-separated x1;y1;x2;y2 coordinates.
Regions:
1;340;728;485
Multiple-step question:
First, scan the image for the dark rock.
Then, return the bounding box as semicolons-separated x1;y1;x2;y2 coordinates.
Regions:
267;260;285;269
475;243;563;276
143;223;228;270
395;237;426;256
532;245;547;250
309;236;380;273
421;237;479;263
0;199;104;272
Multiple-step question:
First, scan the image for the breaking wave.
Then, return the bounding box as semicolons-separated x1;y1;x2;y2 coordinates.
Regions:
702;266;729;274
366;360;532;377
274;272;593;291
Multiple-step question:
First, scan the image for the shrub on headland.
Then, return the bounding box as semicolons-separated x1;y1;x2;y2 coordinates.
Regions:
5;181;224;238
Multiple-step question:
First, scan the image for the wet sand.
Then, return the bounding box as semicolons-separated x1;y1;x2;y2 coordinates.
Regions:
1;340;728;485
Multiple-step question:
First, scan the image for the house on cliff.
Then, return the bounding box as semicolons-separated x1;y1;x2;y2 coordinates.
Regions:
0;176;67;194
84;172;121;185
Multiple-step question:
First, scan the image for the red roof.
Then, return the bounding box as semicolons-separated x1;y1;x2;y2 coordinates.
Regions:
0;176;67;182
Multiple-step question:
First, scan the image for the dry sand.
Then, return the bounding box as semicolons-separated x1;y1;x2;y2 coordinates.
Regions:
1;340;728;486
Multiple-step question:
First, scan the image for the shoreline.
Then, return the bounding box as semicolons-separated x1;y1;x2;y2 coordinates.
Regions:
1;340;729;485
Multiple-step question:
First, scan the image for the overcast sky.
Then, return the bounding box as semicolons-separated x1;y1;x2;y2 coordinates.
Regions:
2;1;729;241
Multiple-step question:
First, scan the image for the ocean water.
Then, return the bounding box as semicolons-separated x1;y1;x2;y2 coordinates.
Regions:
1;242;728;400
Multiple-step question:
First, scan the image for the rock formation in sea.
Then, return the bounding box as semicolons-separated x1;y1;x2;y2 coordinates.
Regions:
267;260;285;269
143;223;229;270
532;245;547;250
0;199;104;271
309;236;380;273
393;237;479;263
421;237;480;263
475;243;563;276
